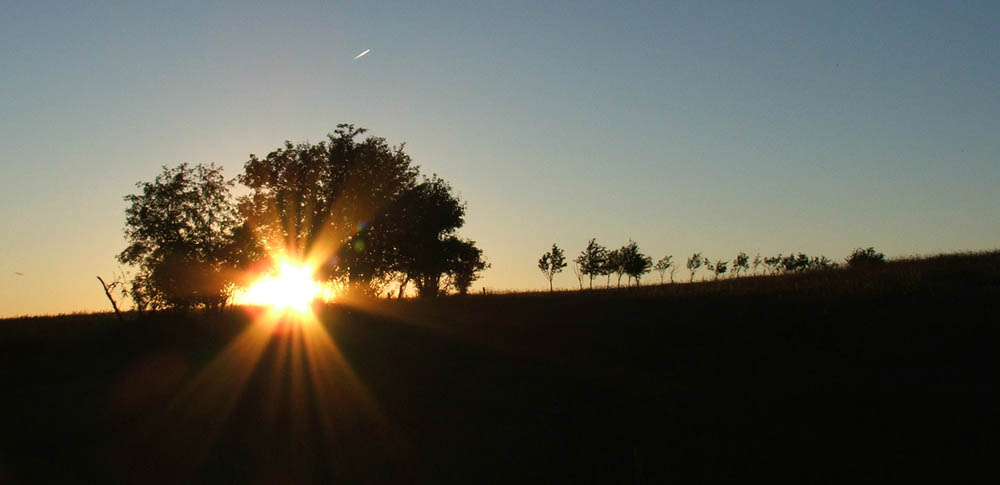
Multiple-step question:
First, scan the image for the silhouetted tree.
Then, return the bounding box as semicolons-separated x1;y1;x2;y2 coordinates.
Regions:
447;238;489;295
752;253;762;275
621;240;652;286
571;260;584;290
605;248;626;288
686;252;704;282
654;255;673;284
781;253;811;273
847;247;885;267
377;175;479;298
537;243;567;292
575;239;608;289
764;254;783;275
711;259;728;280
239;127;484;297
810;255;837;270
118;163;248;310
239;124;420;293
732;252;750;278
96;272;128;323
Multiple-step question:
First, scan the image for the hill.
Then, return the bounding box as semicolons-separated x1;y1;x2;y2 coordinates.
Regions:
2;251;998;483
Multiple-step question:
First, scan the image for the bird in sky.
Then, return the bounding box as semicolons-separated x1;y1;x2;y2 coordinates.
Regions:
14;272;24;276
353;49;371;60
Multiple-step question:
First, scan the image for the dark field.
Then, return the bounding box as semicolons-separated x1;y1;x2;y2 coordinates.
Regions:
3;252;999;483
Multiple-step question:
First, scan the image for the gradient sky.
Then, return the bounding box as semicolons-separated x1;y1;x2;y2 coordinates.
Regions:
2;1;998;317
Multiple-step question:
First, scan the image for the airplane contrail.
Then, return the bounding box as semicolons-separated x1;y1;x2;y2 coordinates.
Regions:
353;49;371;60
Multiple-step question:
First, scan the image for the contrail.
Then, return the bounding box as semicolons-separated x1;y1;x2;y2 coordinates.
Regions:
353;49;371;60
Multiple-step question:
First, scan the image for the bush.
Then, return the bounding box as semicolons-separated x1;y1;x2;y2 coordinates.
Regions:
847;247;885;267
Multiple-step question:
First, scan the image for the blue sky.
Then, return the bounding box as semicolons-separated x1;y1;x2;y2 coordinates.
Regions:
2;1;998;316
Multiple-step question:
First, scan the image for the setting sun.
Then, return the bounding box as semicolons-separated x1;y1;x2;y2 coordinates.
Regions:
236;260;327;316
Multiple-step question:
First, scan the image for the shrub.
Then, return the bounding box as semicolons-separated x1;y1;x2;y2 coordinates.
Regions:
847;247;885;267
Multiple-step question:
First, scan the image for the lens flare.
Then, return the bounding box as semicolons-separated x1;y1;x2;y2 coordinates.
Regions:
236;260;324;316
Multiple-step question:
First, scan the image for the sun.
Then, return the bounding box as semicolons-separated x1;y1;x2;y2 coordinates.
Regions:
237;260;325;316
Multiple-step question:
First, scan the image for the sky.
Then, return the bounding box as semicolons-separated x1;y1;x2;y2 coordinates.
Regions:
1;1;998;317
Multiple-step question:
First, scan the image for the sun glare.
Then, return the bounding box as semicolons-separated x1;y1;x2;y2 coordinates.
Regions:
237;261;327;316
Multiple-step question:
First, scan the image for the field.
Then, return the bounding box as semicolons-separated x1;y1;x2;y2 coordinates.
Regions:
2;252;999;483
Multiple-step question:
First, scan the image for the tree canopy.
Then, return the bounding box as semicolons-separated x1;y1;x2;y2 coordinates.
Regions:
119;125;487;308
538;244;567;292
118;163;255;310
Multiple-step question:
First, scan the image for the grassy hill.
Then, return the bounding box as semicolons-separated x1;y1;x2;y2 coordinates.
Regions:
2;251;998;483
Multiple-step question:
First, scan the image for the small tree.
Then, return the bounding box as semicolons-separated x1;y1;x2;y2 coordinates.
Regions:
621;240;652;286
781;253;811;273
732;252;749;278
751;253;762;275
653;255;673;284
846;247;885;267
764;254;782;275
537;243;567;292
686;252;704;282
571;259;584;290
605;248;626;288
575;238;608;289
711;259;728;280
809;255;837;270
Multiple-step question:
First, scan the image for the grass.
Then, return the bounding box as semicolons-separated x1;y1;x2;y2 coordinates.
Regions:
2;251;998;483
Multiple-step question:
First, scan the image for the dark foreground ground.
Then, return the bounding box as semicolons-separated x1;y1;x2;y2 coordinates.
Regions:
2;252;999;483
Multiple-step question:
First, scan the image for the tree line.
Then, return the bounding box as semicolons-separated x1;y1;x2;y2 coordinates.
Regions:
539;241;886;291
117;124;489;311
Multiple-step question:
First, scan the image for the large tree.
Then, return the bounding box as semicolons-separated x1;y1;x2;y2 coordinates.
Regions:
239;125;482;296
386;176;481;298
239;125;418;290
118;163;254;310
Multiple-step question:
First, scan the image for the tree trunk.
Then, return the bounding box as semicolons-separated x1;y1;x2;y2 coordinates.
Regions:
97;276;124;324
398;275;410;298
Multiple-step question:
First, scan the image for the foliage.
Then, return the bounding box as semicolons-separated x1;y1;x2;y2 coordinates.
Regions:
537;244;567;291
763;255;783;275
379;176;474;297
575;239;608;289
239;125;419;291
654;255;673;283
847;247;886;267
447;238;490;296
686;252;704;282
711;259;728;280
118;163;249;310
732;252;749;277
620;240;653;286
238;125;483;297
604;248;625;287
